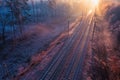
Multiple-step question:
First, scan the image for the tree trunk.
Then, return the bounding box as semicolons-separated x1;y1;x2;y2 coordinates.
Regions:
2;23;6;44
31;0;36;22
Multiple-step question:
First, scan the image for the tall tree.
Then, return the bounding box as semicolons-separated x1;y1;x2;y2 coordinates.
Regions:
6;0;30;35
48;0;57;16
30;0;36;22
0;0;30;43
0;1;10;43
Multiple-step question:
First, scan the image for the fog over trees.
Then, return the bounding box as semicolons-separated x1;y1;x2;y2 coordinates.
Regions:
0;0;72;44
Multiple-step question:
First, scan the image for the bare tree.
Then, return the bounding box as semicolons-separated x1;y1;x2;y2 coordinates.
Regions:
0;1;10;44
6;0;30;35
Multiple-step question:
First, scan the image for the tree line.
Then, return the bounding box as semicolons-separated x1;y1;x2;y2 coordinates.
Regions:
0;0;30;44
0;0;66;44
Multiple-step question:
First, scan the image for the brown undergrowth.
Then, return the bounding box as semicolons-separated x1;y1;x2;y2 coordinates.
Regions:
85;16;120;80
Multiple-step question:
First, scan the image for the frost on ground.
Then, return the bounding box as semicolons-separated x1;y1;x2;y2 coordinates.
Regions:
83;16;120;80
0;16;71;79
83;3;120;79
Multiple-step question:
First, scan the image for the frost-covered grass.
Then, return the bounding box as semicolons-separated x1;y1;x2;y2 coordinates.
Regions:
0;13;78;79
0;1;83;79
0;1;71;44
85;8;120;80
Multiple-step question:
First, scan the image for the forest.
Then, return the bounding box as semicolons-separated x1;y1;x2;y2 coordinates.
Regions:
0;0;73;44
0;0;120;80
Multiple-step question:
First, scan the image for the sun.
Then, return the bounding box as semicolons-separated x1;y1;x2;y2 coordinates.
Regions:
91;0;99;6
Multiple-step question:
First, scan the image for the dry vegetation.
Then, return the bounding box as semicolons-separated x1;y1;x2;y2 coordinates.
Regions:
84;2;120;80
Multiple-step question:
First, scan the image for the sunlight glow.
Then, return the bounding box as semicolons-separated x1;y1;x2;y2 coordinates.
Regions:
91;0;99;6
87;10;93;16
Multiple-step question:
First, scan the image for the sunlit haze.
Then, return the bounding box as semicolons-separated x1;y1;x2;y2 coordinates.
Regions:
1;0;120;80
91;0;99;6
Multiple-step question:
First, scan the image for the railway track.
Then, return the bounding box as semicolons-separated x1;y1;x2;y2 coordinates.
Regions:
39;18;84;80
39;14;94;80
20;11;95;80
